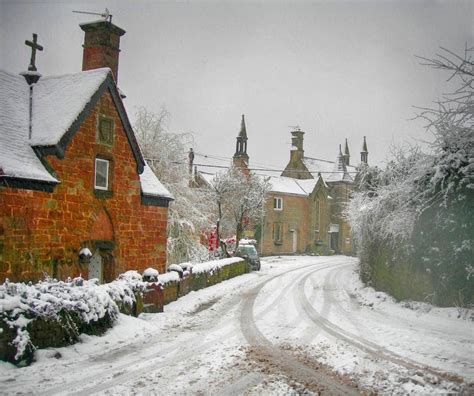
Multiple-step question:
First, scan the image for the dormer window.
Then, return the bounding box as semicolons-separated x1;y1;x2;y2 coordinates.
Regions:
273;197;283;210
94;158;109;190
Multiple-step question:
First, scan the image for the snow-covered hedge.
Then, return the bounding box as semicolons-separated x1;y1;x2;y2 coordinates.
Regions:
0;258;250;366
192;257;243;275
0;271;147;365
346;48;474;307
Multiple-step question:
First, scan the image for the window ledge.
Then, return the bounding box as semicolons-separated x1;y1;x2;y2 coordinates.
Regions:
273;241;283;245
94;189;113;199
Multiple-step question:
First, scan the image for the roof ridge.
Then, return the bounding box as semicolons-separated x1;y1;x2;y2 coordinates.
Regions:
303;156;335;164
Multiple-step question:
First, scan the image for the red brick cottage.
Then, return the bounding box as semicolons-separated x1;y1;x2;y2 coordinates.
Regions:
0;20;172;283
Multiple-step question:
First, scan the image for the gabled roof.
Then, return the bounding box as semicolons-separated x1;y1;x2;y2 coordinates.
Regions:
29;69;110;146
268;175;317;196
0;68;170;200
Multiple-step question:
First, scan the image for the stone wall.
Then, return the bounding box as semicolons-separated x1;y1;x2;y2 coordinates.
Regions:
261;193;309;255
0;90;168;282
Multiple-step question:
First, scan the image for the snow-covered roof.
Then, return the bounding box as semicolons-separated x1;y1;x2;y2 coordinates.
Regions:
303;156;356;182
29;68;109;146
0;68;109;183
140;164;173;199
198;171;216;187
268;176;317;196
0;70;58;183
0;68;171;201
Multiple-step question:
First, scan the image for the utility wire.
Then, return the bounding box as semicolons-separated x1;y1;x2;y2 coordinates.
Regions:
144;158;358;175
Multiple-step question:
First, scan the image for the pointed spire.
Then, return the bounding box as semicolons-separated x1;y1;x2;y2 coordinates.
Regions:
361;136;368;152
239;114;247;139
233;114;249;173
361;136;368;164
336;144;346;172
342;138;350;166
327;145;352;182
234;114;248;157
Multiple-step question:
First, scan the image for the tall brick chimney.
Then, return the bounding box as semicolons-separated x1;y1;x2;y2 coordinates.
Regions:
80;20;125;83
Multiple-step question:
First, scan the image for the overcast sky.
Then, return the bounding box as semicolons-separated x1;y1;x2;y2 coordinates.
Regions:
1;0;472;172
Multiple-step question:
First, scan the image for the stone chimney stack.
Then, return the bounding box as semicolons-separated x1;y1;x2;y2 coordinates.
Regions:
80;20;125;83
290;128;305;162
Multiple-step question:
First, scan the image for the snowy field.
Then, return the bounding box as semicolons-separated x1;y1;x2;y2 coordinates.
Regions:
1;255;473;395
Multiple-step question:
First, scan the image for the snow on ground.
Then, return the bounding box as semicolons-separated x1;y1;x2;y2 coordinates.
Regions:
0;255;472;395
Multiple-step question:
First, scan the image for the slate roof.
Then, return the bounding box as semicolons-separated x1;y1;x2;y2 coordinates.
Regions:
268;176;314;196
302;155;356;182
0;68;171;199
0;69;57;183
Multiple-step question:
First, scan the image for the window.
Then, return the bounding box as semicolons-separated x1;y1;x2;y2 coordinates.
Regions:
97;117;114;146
272;223;283;243
273;197;283;210
94;158;109;190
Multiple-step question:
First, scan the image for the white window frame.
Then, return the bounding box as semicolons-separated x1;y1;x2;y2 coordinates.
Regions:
273;197;283;211
94;158;109;190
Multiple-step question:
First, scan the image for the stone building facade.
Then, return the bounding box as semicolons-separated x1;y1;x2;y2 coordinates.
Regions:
260;129;368;256
0;20;172;283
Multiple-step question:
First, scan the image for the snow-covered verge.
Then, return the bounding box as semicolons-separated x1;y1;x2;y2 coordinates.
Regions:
0;271;147;366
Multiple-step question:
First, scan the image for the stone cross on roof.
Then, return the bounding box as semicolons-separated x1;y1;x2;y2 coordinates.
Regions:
25;33;43;71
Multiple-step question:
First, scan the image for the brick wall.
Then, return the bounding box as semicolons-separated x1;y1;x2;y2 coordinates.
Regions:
0;89;168;282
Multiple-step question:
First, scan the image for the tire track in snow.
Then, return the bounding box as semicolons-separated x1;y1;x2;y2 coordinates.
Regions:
240;259;359;395
296;265;467;386
26;261;319;395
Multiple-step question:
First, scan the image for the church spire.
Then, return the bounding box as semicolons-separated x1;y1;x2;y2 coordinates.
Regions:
233;114;249;174
234;114;248;157
361;136;368;164
342;138;350;166
239;114;247;139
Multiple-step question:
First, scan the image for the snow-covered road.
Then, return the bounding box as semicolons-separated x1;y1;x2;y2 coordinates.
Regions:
1;256;473;394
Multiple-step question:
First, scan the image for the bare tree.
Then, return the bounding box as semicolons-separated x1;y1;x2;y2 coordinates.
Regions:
134;107;214;264
210;167;270;255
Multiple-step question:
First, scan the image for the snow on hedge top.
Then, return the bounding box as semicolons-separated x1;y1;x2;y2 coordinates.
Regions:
157;271;180;285
0;70;57;182
192;257;244;275
0;271;147;323
140;163;173;199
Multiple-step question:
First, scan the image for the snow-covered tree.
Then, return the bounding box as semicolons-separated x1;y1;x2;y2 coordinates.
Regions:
134;107;214;264
347;47;474;306
210;167;270;254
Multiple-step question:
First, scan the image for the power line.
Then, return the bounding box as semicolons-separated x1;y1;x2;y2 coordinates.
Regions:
144;158;358;175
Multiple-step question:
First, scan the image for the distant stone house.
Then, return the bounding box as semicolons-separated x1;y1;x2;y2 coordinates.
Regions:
261;128;368;256
0;20;172;283
190;119;368;256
